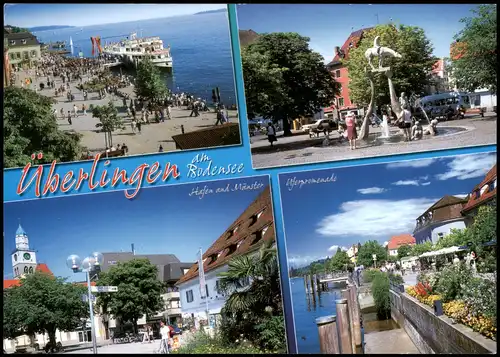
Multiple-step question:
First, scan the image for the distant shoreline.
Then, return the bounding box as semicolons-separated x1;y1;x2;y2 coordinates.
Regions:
30;25;75;32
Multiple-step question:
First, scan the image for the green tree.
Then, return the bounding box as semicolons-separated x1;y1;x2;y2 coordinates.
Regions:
309;261;325;275
357;240;388;267
92;101;125;148
397;244;413;259
217;240;285;352
435;228;470;249
3;272;89;347
450;4;497;94
330;248;350;271
242;32;340;136
134;58;169;102
345;24;436;107
410;241;435;256
467;204;496;262
95;259;165;334
3;87;83;168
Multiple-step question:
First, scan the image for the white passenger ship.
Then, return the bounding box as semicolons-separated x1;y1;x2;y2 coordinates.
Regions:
102;32;173;68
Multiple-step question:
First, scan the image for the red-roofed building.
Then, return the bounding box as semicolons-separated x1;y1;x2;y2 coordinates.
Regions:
387;234;416;256
425;58;451;95
175;186;275;326
462;164;497;223
324;27;374;120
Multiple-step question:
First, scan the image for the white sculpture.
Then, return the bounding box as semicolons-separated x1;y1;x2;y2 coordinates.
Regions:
364;36;402;71
399;92;409;108
453;255;460;265
424;119;439;136
411;120;423;141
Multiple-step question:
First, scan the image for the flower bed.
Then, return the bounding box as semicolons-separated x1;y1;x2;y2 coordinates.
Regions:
406;282;496;340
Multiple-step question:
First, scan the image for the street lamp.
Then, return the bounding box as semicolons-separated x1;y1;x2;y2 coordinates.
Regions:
66;252;103;355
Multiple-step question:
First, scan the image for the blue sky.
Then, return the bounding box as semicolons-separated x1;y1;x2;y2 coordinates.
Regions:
279;152;496;268
4;4;227;27
237;4;478;61
3;177;269;281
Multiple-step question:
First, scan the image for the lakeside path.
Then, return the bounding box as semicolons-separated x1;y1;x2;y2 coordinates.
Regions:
16;69;238;156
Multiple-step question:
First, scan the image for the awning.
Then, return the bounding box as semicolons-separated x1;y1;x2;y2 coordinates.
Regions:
419;246;465;258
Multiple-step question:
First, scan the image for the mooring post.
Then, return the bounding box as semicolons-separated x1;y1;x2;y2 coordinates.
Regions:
347;285;363;353
316;315;340;354
336;297;353;354
310;275;316;304
305;275;311;295
342;289;356;353
303;275;309;294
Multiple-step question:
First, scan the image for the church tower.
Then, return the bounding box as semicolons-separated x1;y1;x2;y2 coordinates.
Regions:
11;224;37;279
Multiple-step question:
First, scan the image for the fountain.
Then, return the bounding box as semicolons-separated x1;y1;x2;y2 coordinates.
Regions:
379;115;391;138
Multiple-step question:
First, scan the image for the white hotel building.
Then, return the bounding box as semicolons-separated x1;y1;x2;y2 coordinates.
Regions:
176;187;275;328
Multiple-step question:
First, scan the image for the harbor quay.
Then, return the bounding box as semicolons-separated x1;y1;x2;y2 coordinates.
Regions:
12;67;238;157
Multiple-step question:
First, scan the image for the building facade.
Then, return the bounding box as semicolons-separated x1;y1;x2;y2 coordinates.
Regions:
461;164;497;224
324;28;373;120
97;251;192;333
413;195;467;245
4;32;41;68
3;226;106;353
424;58;451;95
176;186;275;328
387;234;416;256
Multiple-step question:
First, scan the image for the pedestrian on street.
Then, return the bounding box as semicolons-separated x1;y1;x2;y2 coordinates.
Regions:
82;103;87;115
136;121;142;134
158;321;170;354
67;111;72;125
73;104;78;117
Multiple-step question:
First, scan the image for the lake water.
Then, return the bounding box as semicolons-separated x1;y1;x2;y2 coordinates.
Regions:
33;12;237;105
291;277;343;353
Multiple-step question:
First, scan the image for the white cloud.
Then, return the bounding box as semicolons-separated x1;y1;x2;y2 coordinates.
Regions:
420;175;429;180
421;182;431;186
316;198;437;238
357;187;387;194
453;193;469;199
435;153;496;181
386;158;437;169
328;245;348;252
392;180;420;186
288;255;327;268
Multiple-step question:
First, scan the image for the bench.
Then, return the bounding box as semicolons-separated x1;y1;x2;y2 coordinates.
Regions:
466;107;485;117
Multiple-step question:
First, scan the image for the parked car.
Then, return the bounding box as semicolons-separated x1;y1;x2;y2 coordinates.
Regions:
302;119;338;137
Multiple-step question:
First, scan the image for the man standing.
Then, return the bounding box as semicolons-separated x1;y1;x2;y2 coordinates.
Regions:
158;321;170;354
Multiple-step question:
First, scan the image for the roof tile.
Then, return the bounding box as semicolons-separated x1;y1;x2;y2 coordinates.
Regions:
176;186;274;285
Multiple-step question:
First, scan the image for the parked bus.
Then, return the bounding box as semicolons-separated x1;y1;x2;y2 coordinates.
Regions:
416;91;471;120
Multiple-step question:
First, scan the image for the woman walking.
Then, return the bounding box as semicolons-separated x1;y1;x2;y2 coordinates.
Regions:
345;112;357;149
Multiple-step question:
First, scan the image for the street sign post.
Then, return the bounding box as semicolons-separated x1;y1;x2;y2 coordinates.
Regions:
91;286;118;293
81;294;96;302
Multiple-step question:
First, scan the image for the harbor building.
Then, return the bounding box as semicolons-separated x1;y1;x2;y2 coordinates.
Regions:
176;187;275;329
4;32;41;69
413;195;468;245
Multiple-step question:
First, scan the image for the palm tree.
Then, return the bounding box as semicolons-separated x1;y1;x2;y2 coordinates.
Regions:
217;240;282;317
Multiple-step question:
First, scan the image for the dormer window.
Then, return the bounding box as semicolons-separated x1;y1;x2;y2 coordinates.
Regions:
480;184;489;196
236;240;244;249
226;225;239;239
21;39;26;44
249;209;265;227
474;190;480;199
10;40;15;45
227;244;238;256
209;254;218;264
251;225;270;245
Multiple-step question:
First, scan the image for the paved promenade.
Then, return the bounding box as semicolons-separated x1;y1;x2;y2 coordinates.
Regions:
250;114;497;168
15;70;238;157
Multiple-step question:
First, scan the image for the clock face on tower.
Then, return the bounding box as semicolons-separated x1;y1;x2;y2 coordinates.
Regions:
23;252;31;260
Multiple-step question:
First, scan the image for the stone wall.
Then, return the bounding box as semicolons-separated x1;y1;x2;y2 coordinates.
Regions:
390;289;496;354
